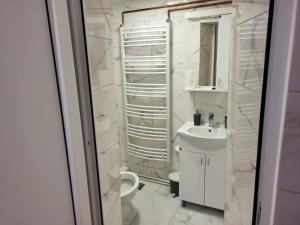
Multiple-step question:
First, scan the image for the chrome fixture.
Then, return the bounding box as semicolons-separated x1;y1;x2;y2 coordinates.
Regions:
208;112;214;127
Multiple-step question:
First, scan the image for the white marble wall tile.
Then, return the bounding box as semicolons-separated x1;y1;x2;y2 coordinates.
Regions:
172;91;195;142
172;67;190;91
85;0;112;11
173;91;195;123
128;155;170;170
172;42;200;69
112;24;121;56
169;4;228;19
98;143;121;190
83;1;123;224
225;3;269;225
127;160;172;179
95;122;119;152
111;0;151;24
171;14;200;44
110;2;230;181
232;0;269;25
149;0;169;7
92;86;118;119
101;182;122;225
85;2;276;225
125;8;168;23
194;92;228;124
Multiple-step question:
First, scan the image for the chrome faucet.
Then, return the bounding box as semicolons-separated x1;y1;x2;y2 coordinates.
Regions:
208;112;214;127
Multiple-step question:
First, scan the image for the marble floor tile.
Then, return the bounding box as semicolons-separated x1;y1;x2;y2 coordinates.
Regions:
157;184;171;196
169;203;224;225
132;189;154;211
131;211;170;225
139;180;163;194
143;191;180;220
188;208;224;225
123;180;224;225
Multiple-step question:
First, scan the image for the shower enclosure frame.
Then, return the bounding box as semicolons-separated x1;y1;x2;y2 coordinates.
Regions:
46;0;278;225
46;0;103;225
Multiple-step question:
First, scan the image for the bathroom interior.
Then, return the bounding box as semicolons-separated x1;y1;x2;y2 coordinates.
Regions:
81;0;270;224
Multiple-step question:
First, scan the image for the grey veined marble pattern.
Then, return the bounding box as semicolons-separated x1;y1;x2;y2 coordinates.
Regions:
83;0;122;225
82;0;271;225
112;0;229;181
124;180;224;225
225;1;269;224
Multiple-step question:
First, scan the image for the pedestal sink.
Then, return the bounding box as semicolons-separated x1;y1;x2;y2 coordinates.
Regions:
177;122;227;150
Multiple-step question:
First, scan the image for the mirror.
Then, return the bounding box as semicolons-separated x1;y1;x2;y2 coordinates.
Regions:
185;11;232;92
198;21;218;87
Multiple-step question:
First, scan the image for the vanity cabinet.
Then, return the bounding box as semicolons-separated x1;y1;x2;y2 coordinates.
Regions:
180;151;205;205
205;155;225;210
179;150;225;210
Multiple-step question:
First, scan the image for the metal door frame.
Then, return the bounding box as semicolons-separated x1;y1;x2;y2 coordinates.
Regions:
46;0;103;224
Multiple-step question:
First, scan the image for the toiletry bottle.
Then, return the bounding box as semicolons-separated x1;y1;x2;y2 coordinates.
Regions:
194;109;201;126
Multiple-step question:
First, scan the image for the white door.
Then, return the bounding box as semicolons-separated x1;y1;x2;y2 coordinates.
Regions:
0;1;76;224
205;155;225;210
180;151;205;205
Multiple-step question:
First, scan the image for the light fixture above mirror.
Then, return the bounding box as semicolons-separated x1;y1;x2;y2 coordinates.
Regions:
184;8;235;92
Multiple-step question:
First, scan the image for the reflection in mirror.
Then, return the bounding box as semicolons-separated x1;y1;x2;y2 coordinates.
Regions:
198;21;218;87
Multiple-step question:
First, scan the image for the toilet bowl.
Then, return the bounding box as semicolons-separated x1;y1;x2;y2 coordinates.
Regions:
120;171;139;205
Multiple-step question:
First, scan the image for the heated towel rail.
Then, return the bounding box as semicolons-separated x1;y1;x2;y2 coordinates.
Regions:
120;22;171;161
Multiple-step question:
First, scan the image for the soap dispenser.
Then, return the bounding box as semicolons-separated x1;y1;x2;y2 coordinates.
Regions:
194;109;201;126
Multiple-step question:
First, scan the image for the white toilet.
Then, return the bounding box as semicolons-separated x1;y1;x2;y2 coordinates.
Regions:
120;171;139;205
120;170;139;225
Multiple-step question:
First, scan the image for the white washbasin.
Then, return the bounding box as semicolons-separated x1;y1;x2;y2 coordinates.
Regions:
177;122;227;150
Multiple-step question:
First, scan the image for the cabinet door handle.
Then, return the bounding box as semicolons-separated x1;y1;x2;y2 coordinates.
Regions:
207;158;210;166
200;157;203;165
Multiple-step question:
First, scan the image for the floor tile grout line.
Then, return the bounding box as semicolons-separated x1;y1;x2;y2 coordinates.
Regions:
129;180;224;225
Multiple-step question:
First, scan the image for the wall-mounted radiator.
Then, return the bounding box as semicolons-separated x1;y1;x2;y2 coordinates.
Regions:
120;22;171;161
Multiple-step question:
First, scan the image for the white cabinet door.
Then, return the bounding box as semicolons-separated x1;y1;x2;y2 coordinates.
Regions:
180;151;205;205
205;155;225;210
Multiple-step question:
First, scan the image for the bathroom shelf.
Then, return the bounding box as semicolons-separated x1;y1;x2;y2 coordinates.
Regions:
121;22;171;161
